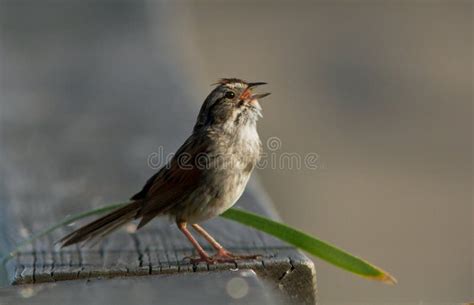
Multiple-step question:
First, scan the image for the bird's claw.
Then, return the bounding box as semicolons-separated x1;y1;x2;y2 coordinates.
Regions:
182;255;215;264
213;250;262;261
183;251;262;265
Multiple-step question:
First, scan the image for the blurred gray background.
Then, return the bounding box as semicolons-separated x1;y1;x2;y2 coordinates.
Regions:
0;1;472;304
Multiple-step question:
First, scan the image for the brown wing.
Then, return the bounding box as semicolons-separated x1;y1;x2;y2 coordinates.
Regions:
134;135;209;228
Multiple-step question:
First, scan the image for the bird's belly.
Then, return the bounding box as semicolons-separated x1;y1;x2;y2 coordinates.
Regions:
210;172;251;215
177;170;251;224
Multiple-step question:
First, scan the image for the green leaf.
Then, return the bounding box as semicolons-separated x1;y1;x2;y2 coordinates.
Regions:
2;202;396;284
221;208;396;284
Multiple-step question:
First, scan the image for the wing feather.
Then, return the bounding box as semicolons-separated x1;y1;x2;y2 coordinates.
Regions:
134;135;210;228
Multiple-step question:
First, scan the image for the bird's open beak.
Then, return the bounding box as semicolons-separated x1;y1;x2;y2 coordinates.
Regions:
247;82;270;101
240;82;270;107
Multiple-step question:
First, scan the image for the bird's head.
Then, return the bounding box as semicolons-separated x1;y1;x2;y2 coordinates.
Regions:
194;78;270;132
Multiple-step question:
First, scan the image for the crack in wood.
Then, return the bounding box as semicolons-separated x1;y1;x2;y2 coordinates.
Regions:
278;257;296;282
31;250;37;283
144;247;152;275
131;234;143;268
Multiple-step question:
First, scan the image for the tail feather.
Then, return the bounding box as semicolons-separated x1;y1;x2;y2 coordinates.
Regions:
83;216;133;248
60;201;141;247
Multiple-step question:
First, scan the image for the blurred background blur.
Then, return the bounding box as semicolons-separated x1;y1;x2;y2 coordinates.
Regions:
0;1;472;304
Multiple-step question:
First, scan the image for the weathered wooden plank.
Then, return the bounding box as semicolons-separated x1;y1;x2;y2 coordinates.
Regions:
4;185;316;304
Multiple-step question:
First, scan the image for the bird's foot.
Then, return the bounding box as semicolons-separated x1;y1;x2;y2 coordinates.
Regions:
183;254;215;264
211;249;262;262
183;250;261;264
182;254;237;264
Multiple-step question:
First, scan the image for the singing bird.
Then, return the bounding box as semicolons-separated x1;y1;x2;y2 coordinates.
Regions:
60;78;270;263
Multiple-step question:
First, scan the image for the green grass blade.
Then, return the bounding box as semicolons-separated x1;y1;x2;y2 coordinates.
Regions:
221;208;396;284
2;202;396;284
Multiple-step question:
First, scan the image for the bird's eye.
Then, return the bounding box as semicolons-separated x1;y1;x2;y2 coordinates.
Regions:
224;91;235;99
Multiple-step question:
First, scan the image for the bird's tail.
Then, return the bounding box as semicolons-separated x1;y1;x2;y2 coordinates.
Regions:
60;201;141;247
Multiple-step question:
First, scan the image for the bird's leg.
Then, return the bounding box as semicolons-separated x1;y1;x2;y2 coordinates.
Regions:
191;224;228;254
191;224;261;261
178;222;213;264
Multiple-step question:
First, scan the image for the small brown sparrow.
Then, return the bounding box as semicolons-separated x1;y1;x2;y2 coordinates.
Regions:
60;78;270;263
